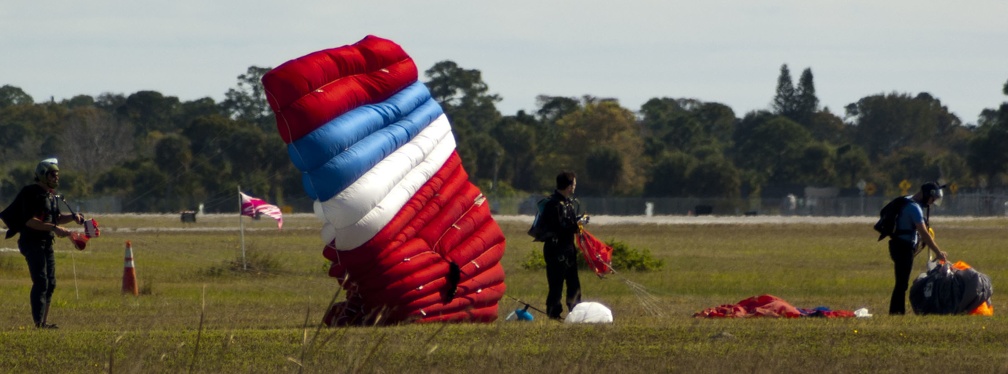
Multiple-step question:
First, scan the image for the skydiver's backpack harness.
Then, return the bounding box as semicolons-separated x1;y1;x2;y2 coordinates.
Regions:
1;185;55;239
874;196;915;241
528;194;584;242
527;196;552;242
874;195;933;242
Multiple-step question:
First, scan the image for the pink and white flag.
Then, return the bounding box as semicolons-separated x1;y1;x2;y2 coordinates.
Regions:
240;192;283;230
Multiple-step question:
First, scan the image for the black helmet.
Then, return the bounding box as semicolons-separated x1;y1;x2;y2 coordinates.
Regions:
920;182;944;206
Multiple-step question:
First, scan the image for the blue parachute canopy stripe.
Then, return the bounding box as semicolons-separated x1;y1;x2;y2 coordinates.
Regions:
287;81;436;171
302;98;444;201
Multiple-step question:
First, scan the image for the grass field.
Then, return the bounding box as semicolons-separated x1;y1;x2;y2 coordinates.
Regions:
1;213;1007;373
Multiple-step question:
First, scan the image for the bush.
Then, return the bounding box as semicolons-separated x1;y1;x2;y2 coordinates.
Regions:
205;250;283;276
520;238;663;272
521;249;547;270
607;239;663;272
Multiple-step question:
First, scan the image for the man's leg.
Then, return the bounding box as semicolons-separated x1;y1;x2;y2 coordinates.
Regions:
22;249;49;326
41;251;56;326
564;260;581;312
544;252;566;319
888;240;915;315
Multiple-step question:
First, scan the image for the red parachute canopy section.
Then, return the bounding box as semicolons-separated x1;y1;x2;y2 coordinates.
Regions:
323;153;505;324
694;294;803;318
261;35;506;325
694;294;855;318
576;229;613;278
263;35;418;144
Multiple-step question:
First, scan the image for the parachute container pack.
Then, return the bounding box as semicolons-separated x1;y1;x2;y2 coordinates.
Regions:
261;35;506;325
910;260;994;316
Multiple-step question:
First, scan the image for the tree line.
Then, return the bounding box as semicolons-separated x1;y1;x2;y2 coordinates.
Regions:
2;63;1007;213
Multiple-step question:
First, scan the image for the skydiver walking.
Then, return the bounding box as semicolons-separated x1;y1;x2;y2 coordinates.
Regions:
539;171;584;319
1;158;85;328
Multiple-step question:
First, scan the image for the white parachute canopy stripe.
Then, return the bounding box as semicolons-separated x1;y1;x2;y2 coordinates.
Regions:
299;98;443;202
321;127;457;249
314;114;453;229
240;192;283;230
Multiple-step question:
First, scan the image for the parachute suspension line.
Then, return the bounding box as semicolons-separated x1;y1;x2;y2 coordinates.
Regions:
263;89;296;145
596;256;667;318
122;120;275;211
622;278;666;318
286;143;309;185
502;294;550;317
574;230;666;317
430;193;486;255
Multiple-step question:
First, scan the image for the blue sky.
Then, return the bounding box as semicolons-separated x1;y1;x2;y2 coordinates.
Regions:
3;1;1006;124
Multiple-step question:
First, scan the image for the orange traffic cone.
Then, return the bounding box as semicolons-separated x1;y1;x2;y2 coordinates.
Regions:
122;241;139;296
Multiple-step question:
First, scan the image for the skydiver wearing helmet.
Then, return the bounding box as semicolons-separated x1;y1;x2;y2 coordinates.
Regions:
0;158;84;328
887;181;948;315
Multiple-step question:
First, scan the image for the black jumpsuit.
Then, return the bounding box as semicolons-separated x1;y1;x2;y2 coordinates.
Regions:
541;191;582;319
11;184;61;326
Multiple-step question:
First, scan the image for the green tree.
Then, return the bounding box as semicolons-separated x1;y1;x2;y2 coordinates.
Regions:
535;95;580;125
153;133;194;209
877;148;941;188
694;102;736;147
95;93;126;112
772;64;796;118
62;95;95;108
154;133;193;174
686;155;741;198
179;97;227;129
794;68;819;125
0;120;30;165
846;92;962;160
423;60;502;181
530;95;581;188
733;116;813;185
115;91;181;137
0;101;66;159
182;114;296;205
933;151;972;188
584;147;624;195
0;85;34;108
793;142;836;186
555;100;644;195
57;107;135;192
967;103;1008;187
807;109;849;145
491;114;539;191
835;144;871;187
462;132;504;186
223;66;274;132
644;151;695;197
95;159;171;212
640;98;699;153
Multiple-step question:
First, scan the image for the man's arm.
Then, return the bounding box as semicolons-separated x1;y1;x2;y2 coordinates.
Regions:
24;217;71;238
916;222;947;261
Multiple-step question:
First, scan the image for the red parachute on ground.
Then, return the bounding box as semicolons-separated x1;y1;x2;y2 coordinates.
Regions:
261;35;506;325
694;294;855;318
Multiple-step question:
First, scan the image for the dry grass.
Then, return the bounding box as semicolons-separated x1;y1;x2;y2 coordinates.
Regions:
1;214;1007;372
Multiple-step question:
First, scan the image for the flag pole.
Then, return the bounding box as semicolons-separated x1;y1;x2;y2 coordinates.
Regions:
238;185;247;270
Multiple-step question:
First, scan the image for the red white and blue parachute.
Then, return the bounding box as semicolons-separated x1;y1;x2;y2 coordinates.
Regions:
261;35;506;324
